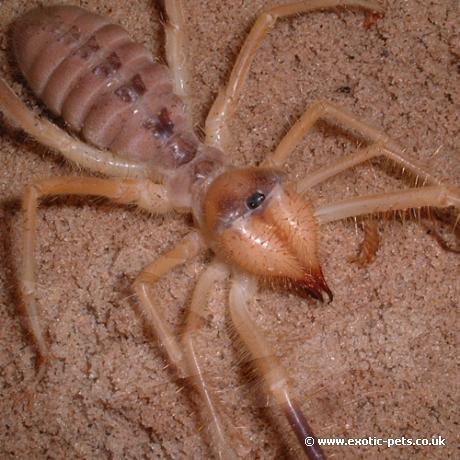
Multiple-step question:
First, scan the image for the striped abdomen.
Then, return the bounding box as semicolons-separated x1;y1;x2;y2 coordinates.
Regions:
12;5;199;175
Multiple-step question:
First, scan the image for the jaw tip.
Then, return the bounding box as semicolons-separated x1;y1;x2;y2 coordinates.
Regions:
301;283;333;304
296;268;333;303
267;272;333;303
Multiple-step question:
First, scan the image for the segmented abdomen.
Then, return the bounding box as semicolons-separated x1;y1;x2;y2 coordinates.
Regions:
13;5;199;172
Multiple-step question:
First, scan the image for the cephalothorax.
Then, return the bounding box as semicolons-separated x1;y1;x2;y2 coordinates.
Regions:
1;1;458;459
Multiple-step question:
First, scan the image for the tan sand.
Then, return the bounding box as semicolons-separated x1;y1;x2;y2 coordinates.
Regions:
0;1;458;459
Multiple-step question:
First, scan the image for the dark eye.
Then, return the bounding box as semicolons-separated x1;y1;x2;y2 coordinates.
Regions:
246;191;265;209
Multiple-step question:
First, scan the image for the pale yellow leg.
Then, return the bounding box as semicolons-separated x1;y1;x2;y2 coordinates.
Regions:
132;232;204;377
271;101;458;257
0;78;148;178
205;1;383;149
229;272;326;460
315;185;460;224
182;261;245;460
266;101;441;189
297;142;442;191
159;0;189;100
20;176;172;367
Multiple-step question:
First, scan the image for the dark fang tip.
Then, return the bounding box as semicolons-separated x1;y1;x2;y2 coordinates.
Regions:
304;287;324;303
301;285;333;304
322;284;334;304
269;269;333;303
296;269;333;303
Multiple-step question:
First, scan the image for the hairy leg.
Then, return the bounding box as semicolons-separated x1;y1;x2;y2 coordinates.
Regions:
182;261;245;460
314;185;460;224
297;144;384;192
132;232;204;377
157;0;189;100
266;101;441;190
265;101;458;252
205;1;383;149
229;272;326;460
0;78;149;178
20;176;172;368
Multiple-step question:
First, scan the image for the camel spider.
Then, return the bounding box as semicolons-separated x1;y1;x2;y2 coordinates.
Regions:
0;0;458;459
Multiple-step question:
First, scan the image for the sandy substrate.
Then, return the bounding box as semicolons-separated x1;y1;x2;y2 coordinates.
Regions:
0;1;459;459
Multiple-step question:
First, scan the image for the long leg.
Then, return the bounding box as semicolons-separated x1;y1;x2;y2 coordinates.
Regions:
21;176;172;367
182;261;245;460
132;232;204;377
229;272;326;460
295;143;441;193
157;0;189;100
205;0;383;149
261;100;460;224
264;101;441;190
0;78;149;178
314;185;460;224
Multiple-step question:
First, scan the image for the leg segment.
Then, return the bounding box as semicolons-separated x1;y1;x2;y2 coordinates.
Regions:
273;101;457;257
21;176;172;367
350;219;380;266
296;142;441;192
229;272;326;460
205;1;383;149
266;101;441;189
157;0;189;100
132;232;204;377
182;261;245;460
314;185;460;224
296;144;382;192
0;78;148;178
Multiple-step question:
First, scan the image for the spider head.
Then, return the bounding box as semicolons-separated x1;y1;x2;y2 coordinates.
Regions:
200;167;332;302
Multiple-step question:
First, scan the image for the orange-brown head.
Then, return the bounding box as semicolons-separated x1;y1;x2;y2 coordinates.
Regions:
198;167;332;302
